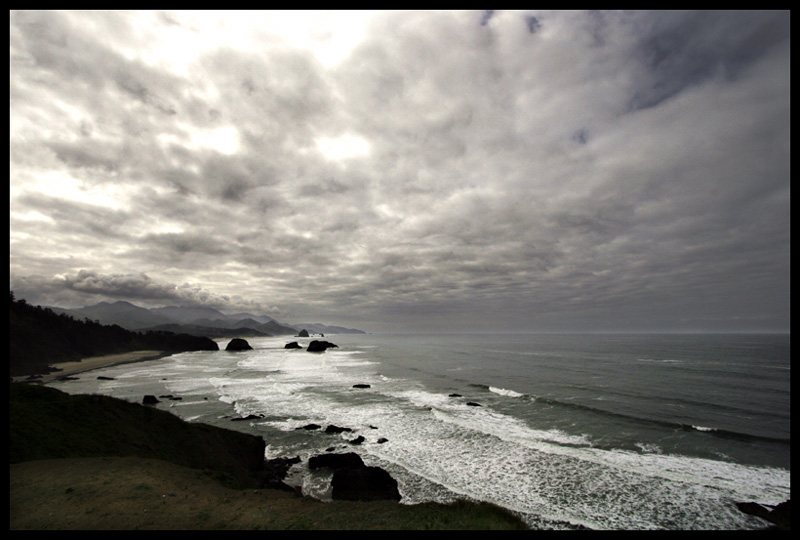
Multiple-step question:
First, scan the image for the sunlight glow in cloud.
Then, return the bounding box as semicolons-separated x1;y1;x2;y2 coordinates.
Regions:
315;133;371;161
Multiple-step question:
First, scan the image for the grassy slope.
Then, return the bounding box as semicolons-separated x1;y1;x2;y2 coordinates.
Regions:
9;383;528;530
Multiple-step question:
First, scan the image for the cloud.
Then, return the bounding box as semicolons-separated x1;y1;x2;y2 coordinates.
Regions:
10;270;278;313
9;10;790;332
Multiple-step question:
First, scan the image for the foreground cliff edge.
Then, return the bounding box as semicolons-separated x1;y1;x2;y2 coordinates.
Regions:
9;383;528;530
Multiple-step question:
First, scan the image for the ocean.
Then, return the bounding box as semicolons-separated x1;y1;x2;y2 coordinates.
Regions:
46;332;790;530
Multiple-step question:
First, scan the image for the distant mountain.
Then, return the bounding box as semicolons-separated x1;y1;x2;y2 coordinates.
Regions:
75;301;174;330
45;300;364;336
150;305;229;324
226;313;276;324
187;317;298;336
140;324;269;339
293;323;366;335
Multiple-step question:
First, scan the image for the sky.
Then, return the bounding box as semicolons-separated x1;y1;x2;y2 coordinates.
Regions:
9;10;791;333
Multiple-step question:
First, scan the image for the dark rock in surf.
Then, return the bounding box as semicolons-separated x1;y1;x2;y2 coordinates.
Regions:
226;338;253;351
307;340;338;353
736;500;790;529
332;465;401;501
284;341;302;349
296;423;322;431
231;414;264;422
142;395;160;405
466;402;482;407
307;451;401;501
449;393;462;397
297;329;310;337
348;435;365;445
325;425;353;434
352;384;371;389
97;376;116;380
260;456;302;491
377;437;388;444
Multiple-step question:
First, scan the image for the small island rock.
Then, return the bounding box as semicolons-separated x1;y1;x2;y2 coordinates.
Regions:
307;340;338;353
226;338;253;351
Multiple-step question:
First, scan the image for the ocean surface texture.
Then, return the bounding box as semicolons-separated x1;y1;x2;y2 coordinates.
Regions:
48;332;790;530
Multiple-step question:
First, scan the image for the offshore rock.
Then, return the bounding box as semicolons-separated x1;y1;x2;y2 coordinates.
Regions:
260;456;302;491
332;465;401;502
324;425;353;434
284;341;302;349
307;340;338;353
231;414;264;422
308;451;401;501
297;329;310;337
142;395;160;405
737;500;790;529
226;338;253;351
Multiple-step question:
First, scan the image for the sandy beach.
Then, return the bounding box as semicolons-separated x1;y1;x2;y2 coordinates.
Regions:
14;350;173;384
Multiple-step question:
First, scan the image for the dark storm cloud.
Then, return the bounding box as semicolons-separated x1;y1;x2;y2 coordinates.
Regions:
9;10;790;332
625;10;790;111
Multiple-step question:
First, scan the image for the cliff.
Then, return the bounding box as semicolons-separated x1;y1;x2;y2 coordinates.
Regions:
10;383;266;488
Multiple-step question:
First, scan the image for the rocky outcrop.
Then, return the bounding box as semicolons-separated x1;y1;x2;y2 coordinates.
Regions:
226;338;253;351
11;383;268;489
142;395;160;405
284;341;302;349
231;414;264;422
307;340;338;353
736;500;790;529
324;425;353;434
297;329;309;337
333;465;401;501
352;384;371;389
260;456;302;491
308;451;401;502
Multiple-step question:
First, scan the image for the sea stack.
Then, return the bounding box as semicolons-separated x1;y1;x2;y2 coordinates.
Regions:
226;338;253;351
307;340;338;353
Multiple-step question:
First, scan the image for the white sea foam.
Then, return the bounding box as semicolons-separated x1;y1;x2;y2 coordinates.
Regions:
634;442;663;454
489;386;524;398
46;335;790;530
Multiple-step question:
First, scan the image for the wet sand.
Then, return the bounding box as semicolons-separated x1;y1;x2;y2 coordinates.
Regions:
15;351;173;384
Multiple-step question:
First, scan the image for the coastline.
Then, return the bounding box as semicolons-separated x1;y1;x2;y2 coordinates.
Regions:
12;350;174;385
